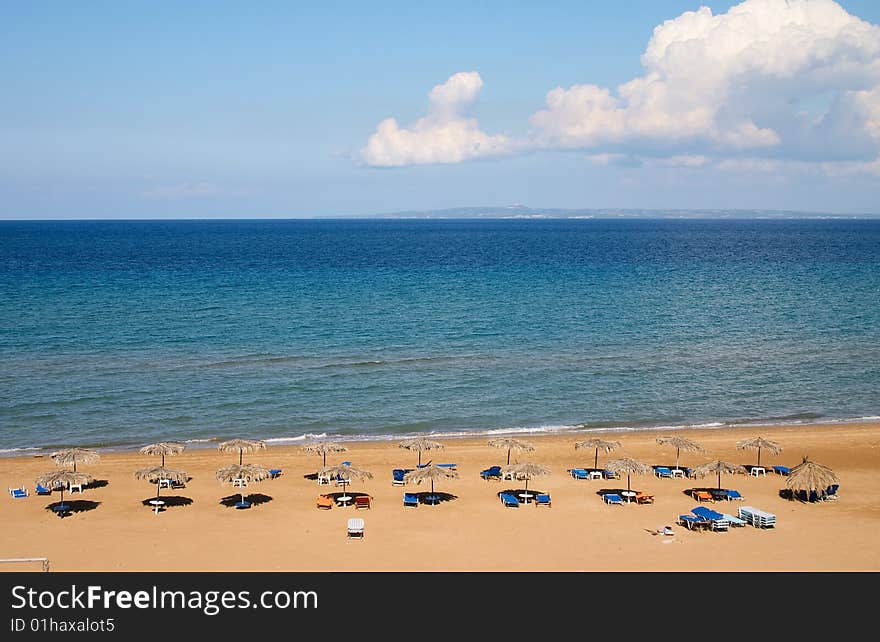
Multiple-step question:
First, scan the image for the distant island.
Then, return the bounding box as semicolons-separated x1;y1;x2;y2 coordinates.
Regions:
353;205;878;219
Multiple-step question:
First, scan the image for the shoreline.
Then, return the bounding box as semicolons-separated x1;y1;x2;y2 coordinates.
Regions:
3;413;880;459
2;419;879;572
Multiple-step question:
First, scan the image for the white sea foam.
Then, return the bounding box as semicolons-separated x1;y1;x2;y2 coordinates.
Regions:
263;433;328;445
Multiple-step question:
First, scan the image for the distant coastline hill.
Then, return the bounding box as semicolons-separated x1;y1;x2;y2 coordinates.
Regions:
357;205;878;219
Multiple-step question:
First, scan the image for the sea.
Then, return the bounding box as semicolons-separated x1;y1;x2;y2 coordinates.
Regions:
1;218;879;455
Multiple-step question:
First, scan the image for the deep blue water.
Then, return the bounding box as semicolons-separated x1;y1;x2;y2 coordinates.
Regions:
1;218;879;452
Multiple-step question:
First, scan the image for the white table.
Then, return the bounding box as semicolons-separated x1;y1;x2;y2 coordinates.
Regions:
148;499;165;514
588;471;603;480
620;491;637;503
670;469;685;478
750;467;766;477
517;492;535;503
336;495;352;506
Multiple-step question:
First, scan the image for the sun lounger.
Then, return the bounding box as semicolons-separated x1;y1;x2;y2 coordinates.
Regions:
347;517;365;539
677;514;710;531
720;512;748;527
355;495;372;510
391;468;410;485
691;490;714;502
635;492;654;504
268;468;282;479
480;466;502;481
691;506;730;531
602;469;620;480
534;493;551;507
316;495;333;510
772;465;790;476
568;468;589;480
738;505;776;528
35;483;51;495
724;489;742;500
8;487;28;499
500;492;520;508
709;488;730;501
403;492;419;508
603;493;624;505
824;484;839;500
654;466;673;478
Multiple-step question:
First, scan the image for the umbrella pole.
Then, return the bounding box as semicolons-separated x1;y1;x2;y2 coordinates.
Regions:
718;471;722;490
757;448;761;467
594;450;599;470
676;448;680;471
239;451;243;466
507;450;511;465
627;474;631;492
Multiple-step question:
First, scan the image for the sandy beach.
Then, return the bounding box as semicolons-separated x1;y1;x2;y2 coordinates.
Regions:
1;421;878;573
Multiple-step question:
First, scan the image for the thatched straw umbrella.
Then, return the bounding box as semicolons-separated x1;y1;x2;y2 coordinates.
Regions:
139;442;185;467
303;440;349;468
317;463;373;502
785;457;838;500
656;436;704;471
399;437;444;467
691;459;748;489
216;463;271;507
218;438;266;466
736;436;782;468
50;447;100;472
575;438;622;470
501;462;550;500
604;457;651;492
403;463;459;504
488;437;535;465
35;470;94;514
135;465;187;508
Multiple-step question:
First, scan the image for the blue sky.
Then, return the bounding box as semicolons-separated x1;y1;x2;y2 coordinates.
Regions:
2;0;880;219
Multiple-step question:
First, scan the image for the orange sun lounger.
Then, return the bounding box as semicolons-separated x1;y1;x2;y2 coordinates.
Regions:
692;490;714;502
316;495;333;510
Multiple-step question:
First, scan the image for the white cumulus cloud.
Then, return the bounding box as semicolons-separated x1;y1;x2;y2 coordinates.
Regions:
359;71;514;167
530;0;880;159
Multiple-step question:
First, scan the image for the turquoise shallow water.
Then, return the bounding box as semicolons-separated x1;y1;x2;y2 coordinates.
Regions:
1;218;879;452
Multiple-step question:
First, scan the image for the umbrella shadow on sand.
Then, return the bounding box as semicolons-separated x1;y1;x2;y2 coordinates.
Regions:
82;479;110;490
219;493;273;508
596;487;636;497
413;491;457;504
140;495;193;509
44;500;101;518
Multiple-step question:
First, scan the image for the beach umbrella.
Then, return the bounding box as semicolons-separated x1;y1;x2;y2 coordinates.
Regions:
218;438;266;465
488;437;535;465
736;436;782;468
691;459;748;489
500;462;550;499
139;442;185;467
303;440;349;468
35;469;94;515
604;457;651;491
656;436;704;470
50;447;100;472
216;463;271;507
785;457;838;496
403;463;459;502
399;437;444;466
317;463;373;501
135;465;187;506
574;438;622;469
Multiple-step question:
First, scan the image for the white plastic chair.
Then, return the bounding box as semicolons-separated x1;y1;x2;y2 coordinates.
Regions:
347;517;365;539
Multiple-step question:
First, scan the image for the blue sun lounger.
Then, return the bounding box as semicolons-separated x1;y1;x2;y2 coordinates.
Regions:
480;466;502;481
534;493;551;507
691;506;730;531
725;489;743;501
9;487;28;499
603;493;624;505
403;492;419;507
268;468;282;479
677;514;709;530
35;483;51;495
568;468;589;480
772;465;790;476
392;469;412;485
500;492;520;508
654;466;673;478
